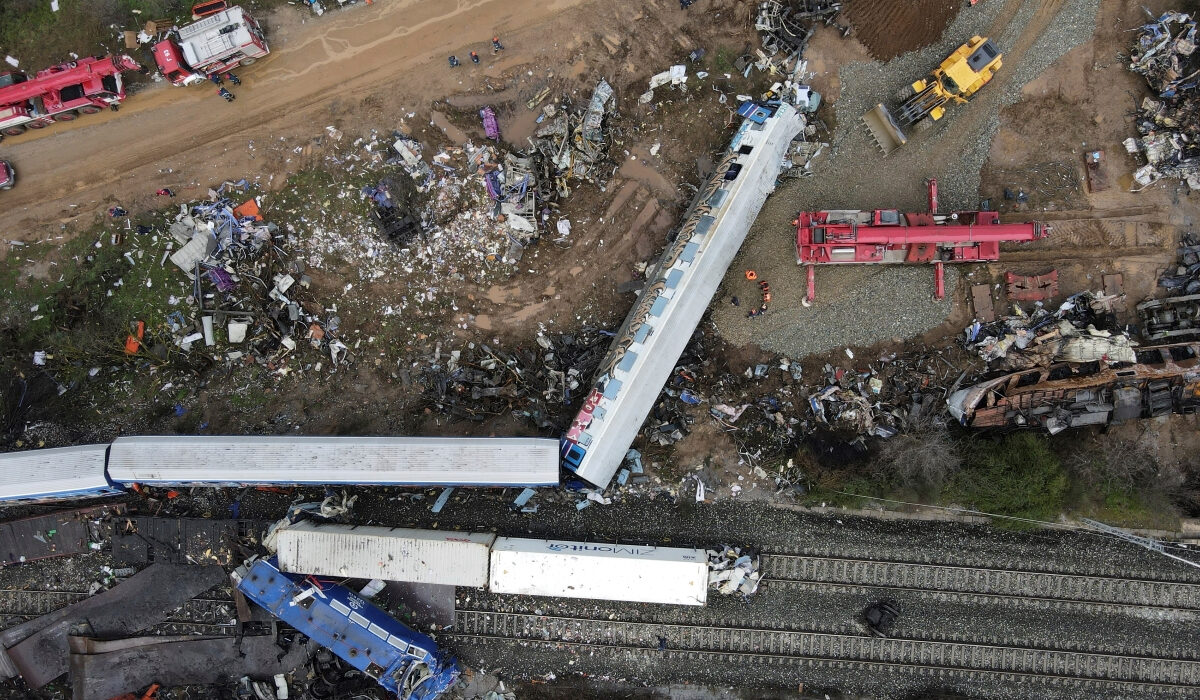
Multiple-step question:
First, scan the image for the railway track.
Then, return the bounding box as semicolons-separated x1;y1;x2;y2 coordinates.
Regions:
0;589;236;633
759;554;1200;611
452;609;1200;693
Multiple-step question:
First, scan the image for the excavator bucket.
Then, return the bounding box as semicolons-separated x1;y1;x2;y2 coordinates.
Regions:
862;104;907;156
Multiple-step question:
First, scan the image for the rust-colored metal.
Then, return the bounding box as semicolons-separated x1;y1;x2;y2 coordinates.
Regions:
1005;270;1059;302
950;341;1200;429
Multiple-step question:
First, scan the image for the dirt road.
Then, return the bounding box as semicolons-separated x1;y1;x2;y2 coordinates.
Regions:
0;0;587;241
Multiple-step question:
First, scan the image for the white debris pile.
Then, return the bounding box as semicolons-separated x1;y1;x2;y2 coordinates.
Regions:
707;545;761;597
278;128;540;327
149;182;357;374
964;291;1135;370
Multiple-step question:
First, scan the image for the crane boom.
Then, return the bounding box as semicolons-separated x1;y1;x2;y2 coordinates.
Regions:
0;55;140;106
795;179;1050;302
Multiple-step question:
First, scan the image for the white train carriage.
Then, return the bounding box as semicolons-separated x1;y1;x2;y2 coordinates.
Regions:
106;436;560;487
489;536;709;606
0;445;119;502
275;521;495;587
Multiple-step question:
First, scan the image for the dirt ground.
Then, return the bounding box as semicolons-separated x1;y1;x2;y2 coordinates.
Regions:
978;0;1196;314
0;0;711;238
843;0;961;60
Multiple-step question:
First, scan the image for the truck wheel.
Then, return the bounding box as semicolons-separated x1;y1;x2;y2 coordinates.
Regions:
895;84;916;102
26;121;47;129
913;117;934;133
240;57;256;66
53;110;78;122
1;125;26;137
78;105;103;115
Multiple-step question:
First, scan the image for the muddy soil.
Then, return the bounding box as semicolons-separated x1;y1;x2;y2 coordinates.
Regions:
844;0;962;60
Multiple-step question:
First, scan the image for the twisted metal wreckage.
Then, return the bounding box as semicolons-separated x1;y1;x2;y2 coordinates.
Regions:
163;182;350;368
951;285;1200;432
1138;232;1200;344
1124;11;1200;190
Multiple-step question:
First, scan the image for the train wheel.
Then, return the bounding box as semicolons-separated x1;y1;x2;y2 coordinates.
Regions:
0;125;26;137
53;110;78;122
78;105;103;115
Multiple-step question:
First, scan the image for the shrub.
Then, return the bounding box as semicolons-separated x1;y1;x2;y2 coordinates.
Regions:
951;432;1067;521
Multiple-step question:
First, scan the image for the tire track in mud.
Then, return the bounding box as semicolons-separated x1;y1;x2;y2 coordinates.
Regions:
844;0;962;60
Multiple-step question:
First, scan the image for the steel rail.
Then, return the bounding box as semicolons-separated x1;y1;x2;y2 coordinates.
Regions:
759;554;1200;610
452;609;1200;689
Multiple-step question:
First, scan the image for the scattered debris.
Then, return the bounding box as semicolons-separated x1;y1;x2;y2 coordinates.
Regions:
0;505;125;567
964;291;1131;371
707;545;761;597
754;1;846;60
420;327;609;428
1126;12;1200;190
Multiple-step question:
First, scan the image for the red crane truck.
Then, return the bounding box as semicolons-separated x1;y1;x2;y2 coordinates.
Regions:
794;179;1050;302
0;55;143;141
153;4;269;86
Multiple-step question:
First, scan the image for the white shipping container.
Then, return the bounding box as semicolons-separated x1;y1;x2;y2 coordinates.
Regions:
276;522;494;587
489;537;708;606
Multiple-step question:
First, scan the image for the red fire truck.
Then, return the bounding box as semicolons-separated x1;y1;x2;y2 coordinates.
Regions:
153;4;269;86
0;55;143;141
795;179;1049;302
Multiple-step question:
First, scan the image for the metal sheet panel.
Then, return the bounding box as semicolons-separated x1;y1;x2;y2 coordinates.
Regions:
276;522;494;587
0;445;114;501
488;537;708;606
0;505;124;567
107;436;559;487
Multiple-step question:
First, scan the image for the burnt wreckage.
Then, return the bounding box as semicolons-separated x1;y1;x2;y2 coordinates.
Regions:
1138;232;1200;343
948;342;1200;433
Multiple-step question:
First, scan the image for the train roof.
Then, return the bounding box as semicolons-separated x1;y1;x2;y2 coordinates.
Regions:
0;445;113;500
107;435;560;487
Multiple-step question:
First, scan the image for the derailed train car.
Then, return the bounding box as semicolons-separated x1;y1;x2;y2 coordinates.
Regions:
234;557;458;700
0;436;561;503
274;521;710;607
0;445;120;502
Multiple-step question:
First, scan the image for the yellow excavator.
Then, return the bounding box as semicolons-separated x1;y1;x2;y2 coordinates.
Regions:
862;36;1002;155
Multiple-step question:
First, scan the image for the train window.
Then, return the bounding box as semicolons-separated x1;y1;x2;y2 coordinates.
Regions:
1170;345;1197;362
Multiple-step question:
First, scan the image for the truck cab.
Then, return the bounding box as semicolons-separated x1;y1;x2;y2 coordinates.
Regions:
154;6;269;86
